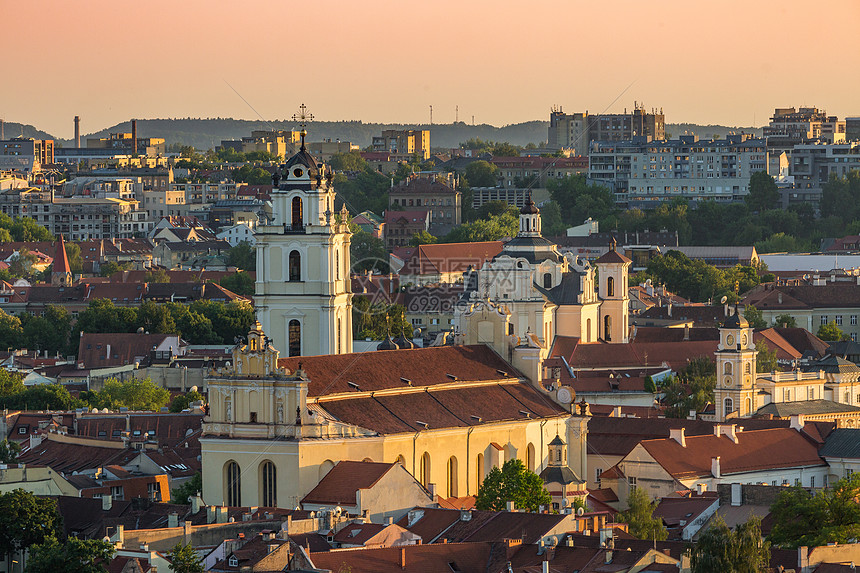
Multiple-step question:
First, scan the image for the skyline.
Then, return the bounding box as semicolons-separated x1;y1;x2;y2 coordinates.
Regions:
4;0;860;139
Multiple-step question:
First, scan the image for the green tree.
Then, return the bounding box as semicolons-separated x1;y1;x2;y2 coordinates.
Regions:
0;489;62;567
0;439;21;463
818;320;845;342
464;160;499;187
756;341;778;373
408;230;438;247
137;300;177;334
75;299;138;334
769;474;860;548
0;383;81;411
547;174;616;227
8;249;39;278
166;303;220;345
329;151;368;172
745;171;780;212
87;378;170;411
21;305;74;356
8;217;53;242
226;241;255;271
188;300;254;345
144;269;171;283
25;536;115;573
171;473;203;505
743;305;767;329
220;272;255;296
619;487;668;541
350;229;388;273
0;309;24;352
98;261;132;277
661;374;715;419
475;459;552;513
773;314;797;328
169;390;204;413
443;210;518;243
232;165;272;185
167;542;204;573
691;515;770;573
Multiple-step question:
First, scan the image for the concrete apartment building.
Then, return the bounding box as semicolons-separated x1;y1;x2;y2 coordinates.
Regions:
489;155;589;189
547;104;665;155
307;139;358;162
847;117;860;142
588;134;767;207
0;138;54;172
781;141;860;209
764;107;846;175
372;129;431;161
87;131;166;157
219;130;301;158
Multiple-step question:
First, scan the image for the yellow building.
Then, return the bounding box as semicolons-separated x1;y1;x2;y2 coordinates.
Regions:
200;322;588;510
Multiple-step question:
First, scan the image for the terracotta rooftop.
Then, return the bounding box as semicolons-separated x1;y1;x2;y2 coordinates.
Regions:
309;541;498;573
638;427;825;480
399;241;504;277
77;332;181;369
301;461;396;506
279;345;521;397
743;283;860;310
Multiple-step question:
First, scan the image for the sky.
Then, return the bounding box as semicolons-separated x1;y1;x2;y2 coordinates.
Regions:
4;0;860;138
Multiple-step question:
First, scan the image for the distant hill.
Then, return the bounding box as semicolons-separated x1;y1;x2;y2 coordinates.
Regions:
38;118;762;151
0;121;55;142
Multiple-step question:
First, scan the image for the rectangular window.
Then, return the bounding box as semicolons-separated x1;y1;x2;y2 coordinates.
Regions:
811;476;815;488
853;333;858;342
795;478;801;486
628;476;637;489
596;468;603;481
852;315;857;326
836;316;843;325
821;315;828;326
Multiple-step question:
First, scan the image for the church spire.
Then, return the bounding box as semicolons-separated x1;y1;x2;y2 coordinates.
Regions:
52;235;72;286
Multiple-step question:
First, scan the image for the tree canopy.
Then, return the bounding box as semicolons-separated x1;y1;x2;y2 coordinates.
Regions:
0;489;62;565
745;171;780;212
83;378;170;412
619;487;668;541
691;515;770;573
769;474;860;548
25;536;115;573
475;459;552;513
818;320;845;342
226;242;255;271
464;160;499;187
167;542;204;573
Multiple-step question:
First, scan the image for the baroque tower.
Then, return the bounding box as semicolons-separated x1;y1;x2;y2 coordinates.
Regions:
255;120;352;358
594;239;631;343
714;309;757;421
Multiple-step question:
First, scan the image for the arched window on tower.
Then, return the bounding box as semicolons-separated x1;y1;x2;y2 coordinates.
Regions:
724;397;734;415
260;461;276;507
543;273;552;289
604;315;612;342
724;362;733;375
446;456;458;498
288;320;301;357
225;461;241;507
291;197;303;229
336;250;341;281
289;251;301;281
607;276;615;297
744;363;751;375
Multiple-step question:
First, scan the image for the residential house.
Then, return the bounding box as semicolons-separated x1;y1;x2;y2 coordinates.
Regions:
388;173;462;235
383;210;431;250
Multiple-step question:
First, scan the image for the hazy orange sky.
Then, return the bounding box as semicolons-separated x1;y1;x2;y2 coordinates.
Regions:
4;0;860;138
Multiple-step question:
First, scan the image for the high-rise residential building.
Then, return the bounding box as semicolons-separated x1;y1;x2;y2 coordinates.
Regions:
784;142;860;209
0;137;54;171
219;130;301;158
547;104;665;155
846;117;860;142
763;107;846;174
371;129;430;161
588;134;766;207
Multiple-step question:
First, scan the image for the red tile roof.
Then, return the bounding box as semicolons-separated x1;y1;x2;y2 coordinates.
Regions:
566;341;718;371
301;461;395;506
638;428;825;480
398;242;504;277
309;542;497;573
77;333;181;369
53;235;71;274
279;345;520;397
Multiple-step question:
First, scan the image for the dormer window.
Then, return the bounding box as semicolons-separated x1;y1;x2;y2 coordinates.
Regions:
228;555;238;567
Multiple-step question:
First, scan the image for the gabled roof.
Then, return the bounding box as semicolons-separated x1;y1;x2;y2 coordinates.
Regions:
309;541;497;573
77;332;181;369
744;284;860;310
399;241;504;277
301;461;396;506
755;399;860;417
566;340;717;371
278;345;520;397
819;428;860;459
637;428;825;480
53;236;71;274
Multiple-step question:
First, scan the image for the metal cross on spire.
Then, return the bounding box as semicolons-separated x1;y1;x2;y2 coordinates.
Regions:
292;103;314;150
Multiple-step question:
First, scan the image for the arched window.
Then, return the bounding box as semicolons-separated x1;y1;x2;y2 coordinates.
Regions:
291;197;303;228
337;318;342;354
260;461;276;507
745;397;752;414
336;250;341;281
289;250;301;281
447;456;458;498
604;315;612;342
744;363;751;375
724;397;734;415
476;453;484;491
288;320;301;357
607;276;615;297
527;443;536;472
724;362;733;375
586;318;592;343
543;273;552;289
420;452;431;488
225;461;241;507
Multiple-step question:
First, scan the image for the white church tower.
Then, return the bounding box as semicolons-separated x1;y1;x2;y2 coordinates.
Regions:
255;109;352;357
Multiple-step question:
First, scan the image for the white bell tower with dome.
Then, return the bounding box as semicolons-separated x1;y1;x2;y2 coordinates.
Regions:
255;105;353;358
714;308;757;421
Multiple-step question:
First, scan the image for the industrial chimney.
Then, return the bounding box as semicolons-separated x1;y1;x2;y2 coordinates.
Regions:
74;116;81;148
0;119;4;140
131;119;138;155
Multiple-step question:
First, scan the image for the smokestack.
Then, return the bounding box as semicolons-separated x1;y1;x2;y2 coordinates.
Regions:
0;119;4;140
74;116;81;148
132;119;138;155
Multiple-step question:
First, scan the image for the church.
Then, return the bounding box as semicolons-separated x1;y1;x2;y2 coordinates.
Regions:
455;197;632;383
200;141;589;510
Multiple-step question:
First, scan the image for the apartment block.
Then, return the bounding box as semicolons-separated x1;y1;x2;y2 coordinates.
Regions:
547;104;665;155
372;129;430;161
588;135;767;206
219;130;301;158
782;142;860;209
0;138;54;171
306;139;359;162
388;173;460;234
764;107;846;174
490;155;588;189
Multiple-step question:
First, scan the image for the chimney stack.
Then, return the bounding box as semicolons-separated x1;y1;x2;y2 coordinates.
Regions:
0;119;4;140
74;116;81;148
711;456;721;478
669;427;686;447
132;119;138;155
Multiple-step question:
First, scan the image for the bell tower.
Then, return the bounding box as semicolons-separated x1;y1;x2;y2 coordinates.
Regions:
714;308;757;421
255;105;353;358
594;239;631;343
